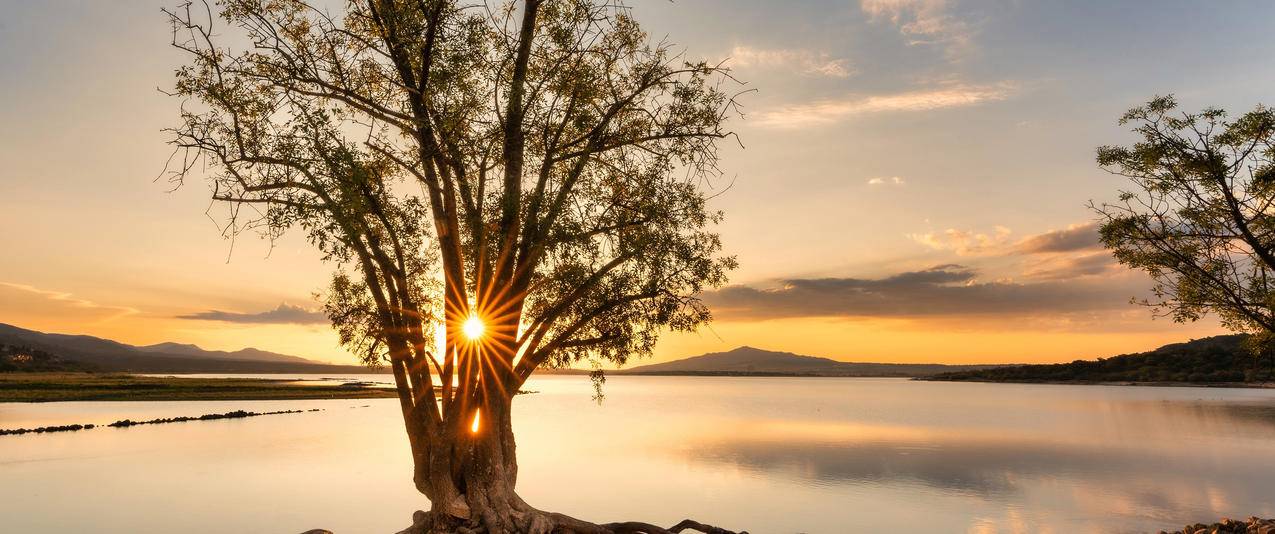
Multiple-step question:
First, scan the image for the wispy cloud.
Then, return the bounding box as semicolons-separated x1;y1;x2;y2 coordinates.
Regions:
755;83;1015;128
177;303;327;325
706;264;1130;319
908;226;1012;256
729;45;853;78
868;176;907;186
860;0;975;58
0;282;139;318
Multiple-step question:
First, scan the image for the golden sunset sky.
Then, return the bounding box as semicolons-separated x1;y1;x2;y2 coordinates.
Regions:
5;1;1274;365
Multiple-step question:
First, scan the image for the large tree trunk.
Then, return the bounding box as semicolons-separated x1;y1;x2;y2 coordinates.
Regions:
448;402;527;533
406;393;542;534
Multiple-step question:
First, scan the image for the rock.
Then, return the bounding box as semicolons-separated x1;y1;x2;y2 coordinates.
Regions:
1161;517;1275;534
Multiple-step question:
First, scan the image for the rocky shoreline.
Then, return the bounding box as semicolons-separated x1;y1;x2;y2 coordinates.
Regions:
1160;517;1275;534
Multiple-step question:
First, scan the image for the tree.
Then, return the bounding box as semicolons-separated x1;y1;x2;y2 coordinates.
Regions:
1093;95;1275;349
162;1;743;532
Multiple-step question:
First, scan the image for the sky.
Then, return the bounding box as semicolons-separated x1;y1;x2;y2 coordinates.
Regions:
3;0;1275;365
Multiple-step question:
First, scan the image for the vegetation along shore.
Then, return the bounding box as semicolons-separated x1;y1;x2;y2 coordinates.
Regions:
0;373;398;402
924;335;1275;386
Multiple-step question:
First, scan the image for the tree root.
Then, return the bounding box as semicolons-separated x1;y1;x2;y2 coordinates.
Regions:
601;519;745;534
398;509;748;534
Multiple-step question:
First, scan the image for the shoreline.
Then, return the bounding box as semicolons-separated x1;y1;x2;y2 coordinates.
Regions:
6;372;1275;404
917;377;1275;389
0;372;400;403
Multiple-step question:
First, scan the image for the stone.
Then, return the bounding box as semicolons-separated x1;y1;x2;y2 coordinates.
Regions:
1160;518;1275;534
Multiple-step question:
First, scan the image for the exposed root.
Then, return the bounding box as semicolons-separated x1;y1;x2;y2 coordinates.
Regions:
398;509;747;534
668;520;743;534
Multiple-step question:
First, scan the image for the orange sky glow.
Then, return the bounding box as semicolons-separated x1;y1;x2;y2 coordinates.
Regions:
3;0;1257;367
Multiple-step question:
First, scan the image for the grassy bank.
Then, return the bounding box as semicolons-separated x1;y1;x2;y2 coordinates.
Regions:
0;372;399;402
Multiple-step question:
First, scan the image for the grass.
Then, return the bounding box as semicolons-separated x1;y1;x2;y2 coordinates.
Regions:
0;372;400;402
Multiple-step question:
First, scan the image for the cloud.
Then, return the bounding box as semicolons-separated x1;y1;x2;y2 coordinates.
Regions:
868;176;906;186
860;0;974;58
908;226;1012;255
1013;222;1101;254
755;83;1014;128
177;303;327;325
0;282;139;319
911;222;1103;257
706;264;1130;319
907;222;1116;280
1022;252;1117;281
729;45;853;78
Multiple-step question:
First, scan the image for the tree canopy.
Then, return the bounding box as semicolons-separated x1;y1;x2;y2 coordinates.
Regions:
167;0;739;376
1095;96;1275;338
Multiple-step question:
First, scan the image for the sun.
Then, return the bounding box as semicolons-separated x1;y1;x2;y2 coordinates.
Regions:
462;314;485;341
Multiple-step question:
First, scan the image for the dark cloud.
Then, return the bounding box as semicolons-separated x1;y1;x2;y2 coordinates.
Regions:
1015;222;1101;254
706;264;1130;319
177;303;327;325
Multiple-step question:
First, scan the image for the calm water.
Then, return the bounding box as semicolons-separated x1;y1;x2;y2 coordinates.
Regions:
3;376;1275;534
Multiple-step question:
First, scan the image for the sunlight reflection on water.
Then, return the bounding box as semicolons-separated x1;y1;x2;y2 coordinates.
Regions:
2;376;1275;533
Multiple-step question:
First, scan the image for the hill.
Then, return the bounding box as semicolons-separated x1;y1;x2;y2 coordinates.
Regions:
926;334;1272;384
0;323;374;374
621;346;1004;377
136;342;315;364
1;343;89;372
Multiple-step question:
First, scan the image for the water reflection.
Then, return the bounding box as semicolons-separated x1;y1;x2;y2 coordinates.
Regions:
688;425;1273;500
3;377;1275;533
673;394;1275;529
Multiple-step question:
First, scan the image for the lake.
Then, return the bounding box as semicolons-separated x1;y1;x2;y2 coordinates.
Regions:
3;376;1275;533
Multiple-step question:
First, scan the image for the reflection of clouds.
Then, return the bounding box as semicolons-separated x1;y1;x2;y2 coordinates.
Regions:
692;439;1027;495
679;408;1275;525
689;436;1216;497
604;378;1275;530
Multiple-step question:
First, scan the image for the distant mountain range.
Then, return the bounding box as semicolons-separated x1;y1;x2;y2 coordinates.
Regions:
135;342;315;364
0;324;1003;377
620;346;1005;377
9;321;1257;383
926;334;1270;384
0;323;373;373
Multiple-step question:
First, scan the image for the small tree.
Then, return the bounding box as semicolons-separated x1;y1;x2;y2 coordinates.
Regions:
1094;95;1275;365
163;1;742;532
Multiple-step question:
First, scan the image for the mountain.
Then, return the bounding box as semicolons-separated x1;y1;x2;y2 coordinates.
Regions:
621;346;1005;377
136;342;315;364
926;334;1270;384
0;323;373;373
